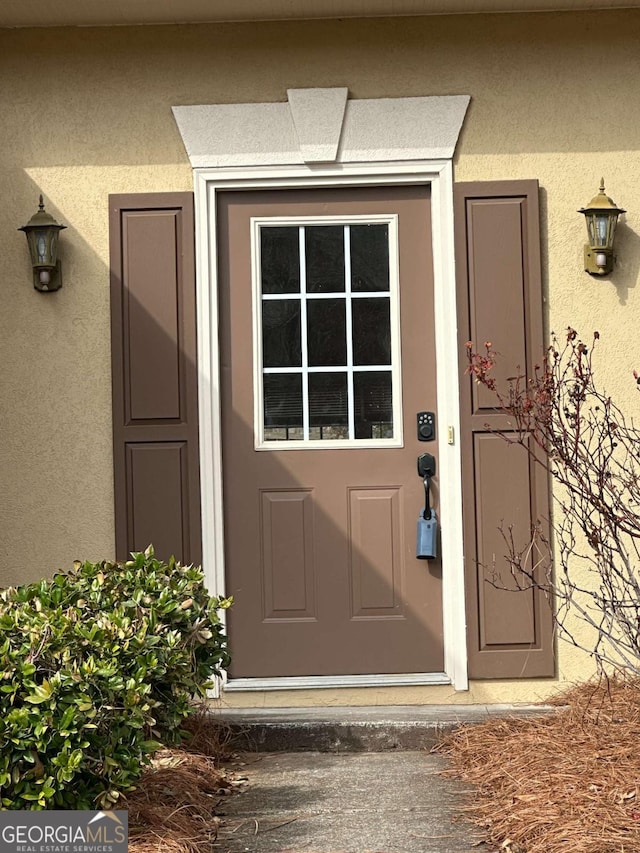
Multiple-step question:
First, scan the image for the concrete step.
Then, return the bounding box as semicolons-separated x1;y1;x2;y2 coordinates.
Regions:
209;703;555;752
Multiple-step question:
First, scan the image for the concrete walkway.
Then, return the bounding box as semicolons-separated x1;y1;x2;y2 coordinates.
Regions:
213;750;485;853
209;705;553;852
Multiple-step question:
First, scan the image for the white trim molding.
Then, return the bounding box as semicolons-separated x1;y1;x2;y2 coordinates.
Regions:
172;88;470;167
174;89;471;692
226;673;451;692
251;213;403;450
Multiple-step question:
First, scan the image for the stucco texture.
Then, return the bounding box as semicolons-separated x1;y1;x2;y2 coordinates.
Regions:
2;9;639;704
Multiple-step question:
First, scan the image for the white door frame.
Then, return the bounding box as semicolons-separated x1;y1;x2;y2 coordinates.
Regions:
193;159;469;691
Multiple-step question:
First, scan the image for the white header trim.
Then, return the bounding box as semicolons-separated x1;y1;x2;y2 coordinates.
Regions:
173;89;470;168
288;87;348;163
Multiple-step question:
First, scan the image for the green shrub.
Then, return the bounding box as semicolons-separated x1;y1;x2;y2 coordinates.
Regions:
0;546;231;810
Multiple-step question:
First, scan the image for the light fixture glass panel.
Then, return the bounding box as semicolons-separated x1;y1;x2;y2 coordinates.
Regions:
307;299;347;366
595;214;609;246
263;373;303;438
35;229;48;263
350;224;389;292
305;226;345;293
308;372;349;439
354;371;393;440
352;298;391;366
262;301;301;367
261;226;300;294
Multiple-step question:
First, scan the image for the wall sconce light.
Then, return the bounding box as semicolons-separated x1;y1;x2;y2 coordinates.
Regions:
18;195;67;292
578;179;625;276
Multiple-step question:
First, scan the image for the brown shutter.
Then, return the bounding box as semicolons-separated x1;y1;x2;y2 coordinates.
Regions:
109;192;201;565
455;180;554;678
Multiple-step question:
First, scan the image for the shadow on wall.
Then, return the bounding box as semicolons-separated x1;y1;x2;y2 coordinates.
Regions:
0;172;116;586
610;221;640;306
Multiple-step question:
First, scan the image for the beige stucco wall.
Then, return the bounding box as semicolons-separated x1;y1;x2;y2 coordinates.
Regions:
2;9;639;704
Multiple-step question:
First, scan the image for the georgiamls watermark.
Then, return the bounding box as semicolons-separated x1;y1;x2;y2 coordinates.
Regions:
0;811;127;853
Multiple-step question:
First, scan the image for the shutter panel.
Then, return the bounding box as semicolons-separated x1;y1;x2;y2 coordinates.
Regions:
109;193;201;565
454;180;554;678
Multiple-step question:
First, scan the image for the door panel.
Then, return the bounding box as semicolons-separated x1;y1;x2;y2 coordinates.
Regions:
218;186;442;678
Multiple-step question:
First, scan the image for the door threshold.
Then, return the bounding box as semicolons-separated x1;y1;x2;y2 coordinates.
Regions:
224;672;451;691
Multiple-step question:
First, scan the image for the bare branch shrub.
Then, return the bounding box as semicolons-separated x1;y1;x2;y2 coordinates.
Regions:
467;328;640;675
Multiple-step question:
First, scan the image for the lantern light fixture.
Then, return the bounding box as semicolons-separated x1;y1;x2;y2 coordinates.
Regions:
578;179;625;276
18;195;67;292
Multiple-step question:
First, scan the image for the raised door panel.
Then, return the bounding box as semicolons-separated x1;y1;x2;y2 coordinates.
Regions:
348;487;404;619
260;490;317;620
473;434;536;647
126;442;188;560
121;210;182;423
466;198;528;415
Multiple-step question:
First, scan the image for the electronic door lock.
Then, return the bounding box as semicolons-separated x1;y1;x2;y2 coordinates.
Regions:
417;411;435;442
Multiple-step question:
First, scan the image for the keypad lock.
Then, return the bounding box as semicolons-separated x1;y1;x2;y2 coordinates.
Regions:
417;411;435;442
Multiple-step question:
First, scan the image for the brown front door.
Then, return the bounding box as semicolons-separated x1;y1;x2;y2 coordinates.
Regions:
218;186;442;679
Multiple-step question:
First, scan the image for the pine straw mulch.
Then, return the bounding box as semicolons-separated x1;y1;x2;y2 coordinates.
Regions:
123;712;246;853
436;676;640;853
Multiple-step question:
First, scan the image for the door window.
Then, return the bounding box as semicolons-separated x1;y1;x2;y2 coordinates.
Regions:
252;216;402;448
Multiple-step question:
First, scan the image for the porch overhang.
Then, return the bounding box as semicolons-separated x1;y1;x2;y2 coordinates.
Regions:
1;0;638;28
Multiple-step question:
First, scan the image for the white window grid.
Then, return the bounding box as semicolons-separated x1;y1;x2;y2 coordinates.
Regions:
251;214;403;450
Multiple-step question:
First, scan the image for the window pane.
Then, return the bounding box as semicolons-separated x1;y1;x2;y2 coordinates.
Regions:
305;226;345;293
354;371;393;439
351;224;389;292
264;374;302;438
264;427;287;441
307;299;346;366
352;298;391;365
262;301;301;367
309;373;348;439
261;227;300;294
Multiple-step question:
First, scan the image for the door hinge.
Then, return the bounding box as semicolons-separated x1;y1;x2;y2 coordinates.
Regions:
447;426;455;445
